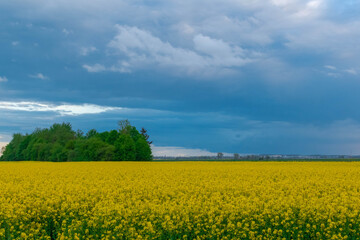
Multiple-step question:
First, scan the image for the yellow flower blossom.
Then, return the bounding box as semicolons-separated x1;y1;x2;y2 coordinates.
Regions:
0;162;359;239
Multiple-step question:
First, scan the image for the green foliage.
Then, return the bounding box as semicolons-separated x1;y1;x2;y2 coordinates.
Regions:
106;130;118;145
86;129;98;139
0;121;152;162
135;137;152;161
1;133;25;161
118;119;131;133
115;134;136;161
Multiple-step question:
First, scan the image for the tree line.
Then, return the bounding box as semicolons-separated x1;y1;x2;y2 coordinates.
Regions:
0;120;152;162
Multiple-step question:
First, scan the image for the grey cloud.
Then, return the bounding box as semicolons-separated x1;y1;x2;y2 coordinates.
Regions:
1;99;360;154
3;1;360;77
80;46;97;56
82;64;106;73
324;65;336;70
344;69;357;75
29;73;48;80
106;25;256;75
223;118;360;154
0;76;8;82
322;65;358;78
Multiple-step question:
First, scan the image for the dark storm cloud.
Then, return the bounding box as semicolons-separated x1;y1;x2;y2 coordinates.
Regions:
1;0;360;155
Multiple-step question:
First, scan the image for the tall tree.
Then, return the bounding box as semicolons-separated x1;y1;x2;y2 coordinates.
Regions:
0;146;5;155
115;134;136;161
86;129;98;139
118;120;131;134
135;137;152;161
140;127;153;145
106;130;119;145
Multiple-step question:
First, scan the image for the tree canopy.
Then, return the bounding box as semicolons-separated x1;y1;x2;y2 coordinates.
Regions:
0;121;152;162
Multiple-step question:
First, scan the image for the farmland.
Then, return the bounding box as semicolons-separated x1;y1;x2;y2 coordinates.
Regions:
0;162;360;239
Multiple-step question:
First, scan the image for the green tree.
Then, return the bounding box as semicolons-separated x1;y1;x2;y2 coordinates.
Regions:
37;143;51;161
115;134;136;161
118;119;131;134
50;143;68;162
76;129;84;138
106;130;118;145
1;133;25;161
72;138;115;161
0;121;152;162
98;131;109;142
86;129;98;139
48;123;76;144
135;137;152;161
140;127;153;145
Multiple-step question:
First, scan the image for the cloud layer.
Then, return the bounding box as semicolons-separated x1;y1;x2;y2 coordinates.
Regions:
29;73;48;80
104;25;255;75
1;0;360;155
2;101;360;155
0;101;122;116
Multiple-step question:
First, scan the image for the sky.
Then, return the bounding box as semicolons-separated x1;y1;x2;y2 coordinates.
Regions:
1;0;360;156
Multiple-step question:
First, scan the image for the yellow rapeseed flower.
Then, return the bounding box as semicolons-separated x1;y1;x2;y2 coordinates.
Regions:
0;161;359;239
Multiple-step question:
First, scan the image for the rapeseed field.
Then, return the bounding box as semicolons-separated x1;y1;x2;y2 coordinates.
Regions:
0;162;359;239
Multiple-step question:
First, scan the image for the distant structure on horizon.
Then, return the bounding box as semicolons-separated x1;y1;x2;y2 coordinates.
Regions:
154;154;360;160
